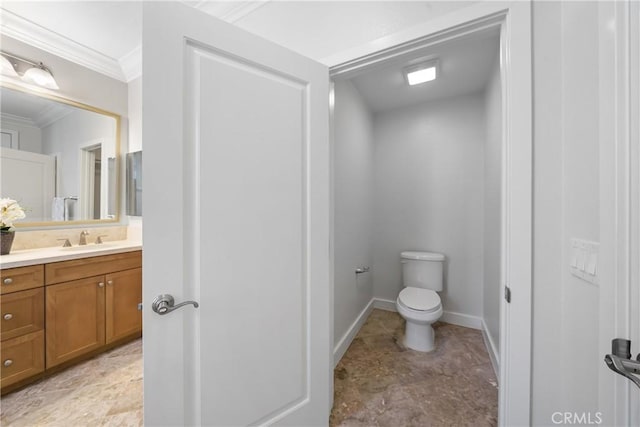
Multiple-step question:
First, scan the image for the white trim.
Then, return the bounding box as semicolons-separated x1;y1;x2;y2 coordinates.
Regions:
119;45;142;83
322;1;511;69
334;297;487;367
482;319;500;379
0;8;126;82
372;297;396;312
372;297;482;330
192;0;271;24
442;311;482;330
332;299;374;367
0;128;19;149
0;112;36;127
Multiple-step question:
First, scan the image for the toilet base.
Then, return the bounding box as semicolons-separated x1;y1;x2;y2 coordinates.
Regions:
404;320;435;352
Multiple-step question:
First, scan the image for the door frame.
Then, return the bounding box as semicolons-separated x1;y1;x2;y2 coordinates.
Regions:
599;0;640;423
327;2;532;425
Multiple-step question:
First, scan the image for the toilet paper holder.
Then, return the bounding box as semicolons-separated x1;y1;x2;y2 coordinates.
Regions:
355;267;370;274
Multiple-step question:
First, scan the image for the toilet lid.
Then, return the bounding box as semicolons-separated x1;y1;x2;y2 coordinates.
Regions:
398;287;441;312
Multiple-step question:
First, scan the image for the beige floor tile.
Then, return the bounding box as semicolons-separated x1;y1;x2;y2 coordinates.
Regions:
0;339;142;427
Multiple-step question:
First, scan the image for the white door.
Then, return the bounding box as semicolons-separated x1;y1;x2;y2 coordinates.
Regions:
0;147;55;222
142;2;330;426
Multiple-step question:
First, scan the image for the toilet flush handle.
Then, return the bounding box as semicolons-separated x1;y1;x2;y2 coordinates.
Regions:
151;294;199;315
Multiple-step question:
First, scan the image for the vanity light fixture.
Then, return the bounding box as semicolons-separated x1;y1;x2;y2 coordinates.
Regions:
0;52;59;90
0;55;19;77
404;60;438;86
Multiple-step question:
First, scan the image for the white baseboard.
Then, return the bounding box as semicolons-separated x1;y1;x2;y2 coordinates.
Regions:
333;297;490;368
441;310;482;330
482;319;500;379
372;298;482;330
333;299;375;367
372;297;397;312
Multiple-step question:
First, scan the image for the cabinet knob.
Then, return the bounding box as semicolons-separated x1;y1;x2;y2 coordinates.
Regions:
98;282;105;288
4;359;13;367
3;313;13;320
3;278;13;285
107;280;113;285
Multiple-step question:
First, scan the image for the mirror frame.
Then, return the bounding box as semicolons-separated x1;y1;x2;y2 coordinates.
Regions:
1;81;122;228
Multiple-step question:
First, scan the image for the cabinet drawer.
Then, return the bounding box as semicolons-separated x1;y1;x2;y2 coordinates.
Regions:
0;330;45;388
45;251;142;285
0;288;44;341
0;265;44;295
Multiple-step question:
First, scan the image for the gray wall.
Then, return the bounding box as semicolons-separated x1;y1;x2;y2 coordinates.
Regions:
482;54;502;356
371;93;485;317
333;79;375;350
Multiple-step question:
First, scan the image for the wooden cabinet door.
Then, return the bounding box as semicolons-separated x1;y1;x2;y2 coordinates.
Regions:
106;268;142;344
46;276;105;367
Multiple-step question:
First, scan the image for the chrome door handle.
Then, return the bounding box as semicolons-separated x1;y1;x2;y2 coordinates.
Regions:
151;294;199;315
604;338;640;389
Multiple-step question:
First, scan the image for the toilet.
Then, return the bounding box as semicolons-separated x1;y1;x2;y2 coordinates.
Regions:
396;251;445;352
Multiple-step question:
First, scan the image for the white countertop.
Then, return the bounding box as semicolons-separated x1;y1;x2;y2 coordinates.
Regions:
0;240;143;269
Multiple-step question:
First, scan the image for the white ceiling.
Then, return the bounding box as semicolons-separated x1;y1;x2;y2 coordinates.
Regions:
1;86;74;127
349;29;500;113
0;1;477;82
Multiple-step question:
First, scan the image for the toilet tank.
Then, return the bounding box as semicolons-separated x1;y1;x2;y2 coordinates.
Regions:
401;251;445;291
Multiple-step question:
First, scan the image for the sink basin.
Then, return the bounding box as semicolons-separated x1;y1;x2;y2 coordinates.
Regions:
60;242;117;251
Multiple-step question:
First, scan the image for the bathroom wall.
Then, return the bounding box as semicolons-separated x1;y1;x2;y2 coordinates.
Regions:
372;93;485;319
128;76;142;153
0;36;128;116
127;76;143;238
0;117;42;154
333;79;375;355
482;54;502;361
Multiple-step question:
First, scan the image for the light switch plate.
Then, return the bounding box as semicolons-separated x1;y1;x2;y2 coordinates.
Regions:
570;238;599;285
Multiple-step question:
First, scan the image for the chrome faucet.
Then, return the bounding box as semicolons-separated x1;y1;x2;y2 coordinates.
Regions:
79;230;90;246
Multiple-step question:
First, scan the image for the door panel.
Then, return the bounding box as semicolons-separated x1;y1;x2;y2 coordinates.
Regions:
143;2;330;425
190;44;309;424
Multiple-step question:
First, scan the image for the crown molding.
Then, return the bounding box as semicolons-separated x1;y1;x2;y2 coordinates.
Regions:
35;103;73;128
0;8;126;82
1;112;37;128
193;0;271;23
119;45;141;82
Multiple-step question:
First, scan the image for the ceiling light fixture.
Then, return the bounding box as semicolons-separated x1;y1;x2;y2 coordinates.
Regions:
404;60;439;86
0;52;59;90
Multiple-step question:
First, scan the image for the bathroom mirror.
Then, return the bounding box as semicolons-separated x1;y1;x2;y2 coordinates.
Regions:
0;83;120;226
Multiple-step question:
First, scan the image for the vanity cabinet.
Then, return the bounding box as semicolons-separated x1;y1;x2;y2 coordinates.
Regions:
0;249;142;394
106;268;142;344
45;251;142;368
45;276;106;367
0;265;45;389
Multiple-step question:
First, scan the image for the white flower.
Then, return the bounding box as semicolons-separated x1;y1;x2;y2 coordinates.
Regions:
0;198;26;229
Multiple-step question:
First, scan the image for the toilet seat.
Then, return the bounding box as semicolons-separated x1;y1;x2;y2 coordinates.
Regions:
398;287;441;312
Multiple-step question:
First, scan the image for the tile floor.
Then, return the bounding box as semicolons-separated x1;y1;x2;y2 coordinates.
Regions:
0;339;142;427
1;311;496;427
330;309;498;427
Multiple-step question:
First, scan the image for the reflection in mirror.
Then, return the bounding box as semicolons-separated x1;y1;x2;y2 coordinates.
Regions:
0;85;119;224
126;151;142;217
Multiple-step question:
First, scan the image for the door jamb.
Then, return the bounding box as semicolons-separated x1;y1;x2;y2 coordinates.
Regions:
327;2;532;425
